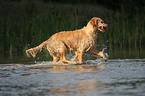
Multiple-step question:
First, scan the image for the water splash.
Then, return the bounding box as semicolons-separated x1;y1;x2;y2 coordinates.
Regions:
0;50;109;69
85;58;103;64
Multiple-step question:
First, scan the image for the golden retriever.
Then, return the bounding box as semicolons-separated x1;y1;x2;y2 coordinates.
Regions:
26;17;108;64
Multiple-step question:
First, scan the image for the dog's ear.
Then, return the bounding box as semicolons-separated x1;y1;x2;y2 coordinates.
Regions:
90;17;99;27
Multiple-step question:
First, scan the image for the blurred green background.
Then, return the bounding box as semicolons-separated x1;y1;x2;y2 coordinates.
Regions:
0;0;145;61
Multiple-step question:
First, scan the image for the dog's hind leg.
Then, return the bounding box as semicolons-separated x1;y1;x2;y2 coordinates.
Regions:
61;51;72;64
60;48;72;64
52;55;60;63
47;41;74;64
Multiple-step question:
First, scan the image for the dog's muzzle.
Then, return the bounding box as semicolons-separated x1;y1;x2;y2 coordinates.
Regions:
98;24;108;32
102;25;108;32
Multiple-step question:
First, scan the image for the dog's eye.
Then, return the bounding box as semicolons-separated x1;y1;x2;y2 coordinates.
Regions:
101;21;104;23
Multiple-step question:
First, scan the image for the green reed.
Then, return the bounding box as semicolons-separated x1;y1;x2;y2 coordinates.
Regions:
0;1;144;59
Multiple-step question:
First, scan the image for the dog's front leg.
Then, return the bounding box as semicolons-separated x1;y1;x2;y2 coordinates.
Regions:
89;47;107;62
75;51;83;64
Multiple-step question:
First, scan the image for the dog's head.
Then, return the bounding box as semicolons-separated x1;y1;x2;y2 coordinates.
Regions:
90;17;108;32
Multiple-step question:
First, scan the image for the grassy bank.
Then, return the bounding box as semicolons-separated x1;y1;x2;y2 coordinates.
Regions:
0;1;145;59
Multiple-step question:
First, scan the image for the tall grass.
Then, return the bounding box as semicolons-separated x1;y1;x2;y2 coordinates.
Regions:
0;1;144;59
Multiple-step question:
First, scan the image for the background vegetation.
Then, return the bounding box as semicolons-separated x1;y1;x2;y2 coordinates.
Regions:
0;0;145;61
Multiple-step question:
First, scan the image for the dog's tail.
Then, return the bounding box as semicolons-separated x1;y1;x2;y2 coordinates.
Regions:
26;40;48;58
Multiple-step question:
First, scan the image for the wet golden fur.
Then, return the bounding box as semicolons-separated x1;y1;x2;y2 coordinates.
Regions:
26;17;108;64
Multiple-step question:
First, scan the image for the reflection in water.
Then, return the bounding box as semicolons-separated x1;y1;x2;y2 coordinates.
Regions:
48;64;106;73
50;78;107;95
25;64;108;95
25;64;106;94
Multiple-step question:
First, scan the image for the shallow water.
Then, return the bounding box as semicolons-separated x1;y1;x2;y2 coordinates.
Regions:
0;59;145;96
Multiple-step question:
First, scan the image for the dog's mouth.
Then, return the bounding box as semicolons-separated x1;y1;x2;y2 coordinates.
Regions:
98;26;108;32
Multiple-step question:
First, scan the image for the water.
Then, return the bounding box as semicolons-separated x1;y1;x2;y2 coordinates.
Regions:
0;58;145;96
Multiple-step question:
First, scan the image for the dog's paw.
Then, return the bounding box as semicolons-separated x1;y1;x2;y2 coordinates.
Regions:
68;61;77;65
103;53;109;62
103;57;108;62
